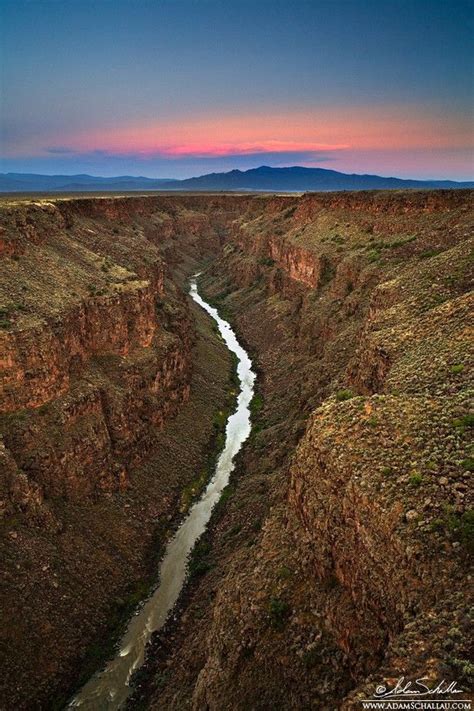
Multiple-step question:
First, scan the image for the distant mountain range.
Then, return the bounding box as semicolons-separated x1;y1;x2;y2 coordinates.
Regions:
0;173;172;192
1;166;473;193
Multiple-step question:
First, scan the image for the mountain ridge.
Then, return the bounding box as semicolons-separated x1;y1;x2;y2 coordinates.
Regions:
1;166;473;193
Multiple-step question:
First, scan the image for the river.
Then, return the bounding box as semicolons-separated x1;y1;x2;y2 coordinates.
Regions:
68;275;256;710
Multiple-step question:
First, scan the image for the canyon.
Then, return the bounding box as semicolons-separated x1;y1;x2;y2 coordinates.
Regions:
0;190;472;709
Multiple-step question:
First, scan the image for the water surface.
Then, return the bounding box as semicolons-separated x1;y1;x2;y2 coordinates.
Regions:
69;275;255;710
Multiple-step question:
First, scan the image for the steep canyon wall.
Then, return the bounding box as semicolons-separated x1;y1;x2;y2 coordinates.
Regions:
0;191;472;709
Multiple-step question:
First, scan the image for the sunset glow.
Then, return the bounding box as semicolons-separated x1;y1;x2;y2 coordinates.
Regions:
1;0;473;180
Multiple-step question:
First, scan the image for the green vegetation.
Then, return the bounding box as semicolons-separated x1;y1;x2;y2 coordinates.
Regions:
450;364;465;374
267;597;291;630
446;509;474;551
202;287;233;320
249;388;267;443
432;293;448;307
50;575;157;710
276;565;293;580
250;392;264;418
212;409;228;449
447;656;474;686
181;347;239;514
258;256;275;267
101;256;114;272
188;538;213;578
452;413;474;433
419;248;443;259
387;235;417;248
0;303;28;328
214;481;236;514
0;409;29;430
336;388;354;402
432;508;474;552
409;471;423;487
180;467;209;513
367;249;381;263
319;260;336;285
461;458;474;472
367;235;417;251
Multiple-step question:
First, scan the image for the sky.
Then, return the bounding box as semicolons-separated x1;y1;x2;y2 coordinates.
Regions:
1;0;473;180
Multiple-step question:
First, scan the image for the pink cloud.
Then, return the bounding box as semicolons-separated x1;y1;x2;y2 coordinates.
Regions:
127;139;349;158
60;106;473;155
6;106;473;168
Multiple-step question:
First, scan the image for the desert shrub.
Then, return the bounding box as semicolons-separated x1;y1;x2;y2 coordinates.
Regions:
447;509;474;551
276;565;292;580
419;248;442;259
447;657;474;686
336;389;354;401
452;414;474;433
258;256;275;267
267;597;291;630
409;471;423;487
367;249;381;263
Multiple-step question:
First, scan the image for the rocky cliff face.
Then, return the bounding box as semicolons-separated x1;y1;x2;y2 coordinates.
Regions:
1;191;472;709
194;191;473;709
0;200;193;512
128;190;472;711
0;195;258;708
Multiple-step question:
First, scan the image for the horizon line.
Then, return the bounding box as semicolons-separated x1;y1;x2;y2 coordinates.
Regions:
1;165;473;183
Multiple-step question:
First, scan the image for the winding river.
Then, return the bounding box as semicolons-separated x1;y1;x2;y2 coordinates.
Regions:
68;275;256;710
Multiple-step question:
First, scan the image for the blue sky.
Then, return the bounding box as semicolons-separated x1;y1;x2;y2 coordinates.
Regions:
1;0;473;179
